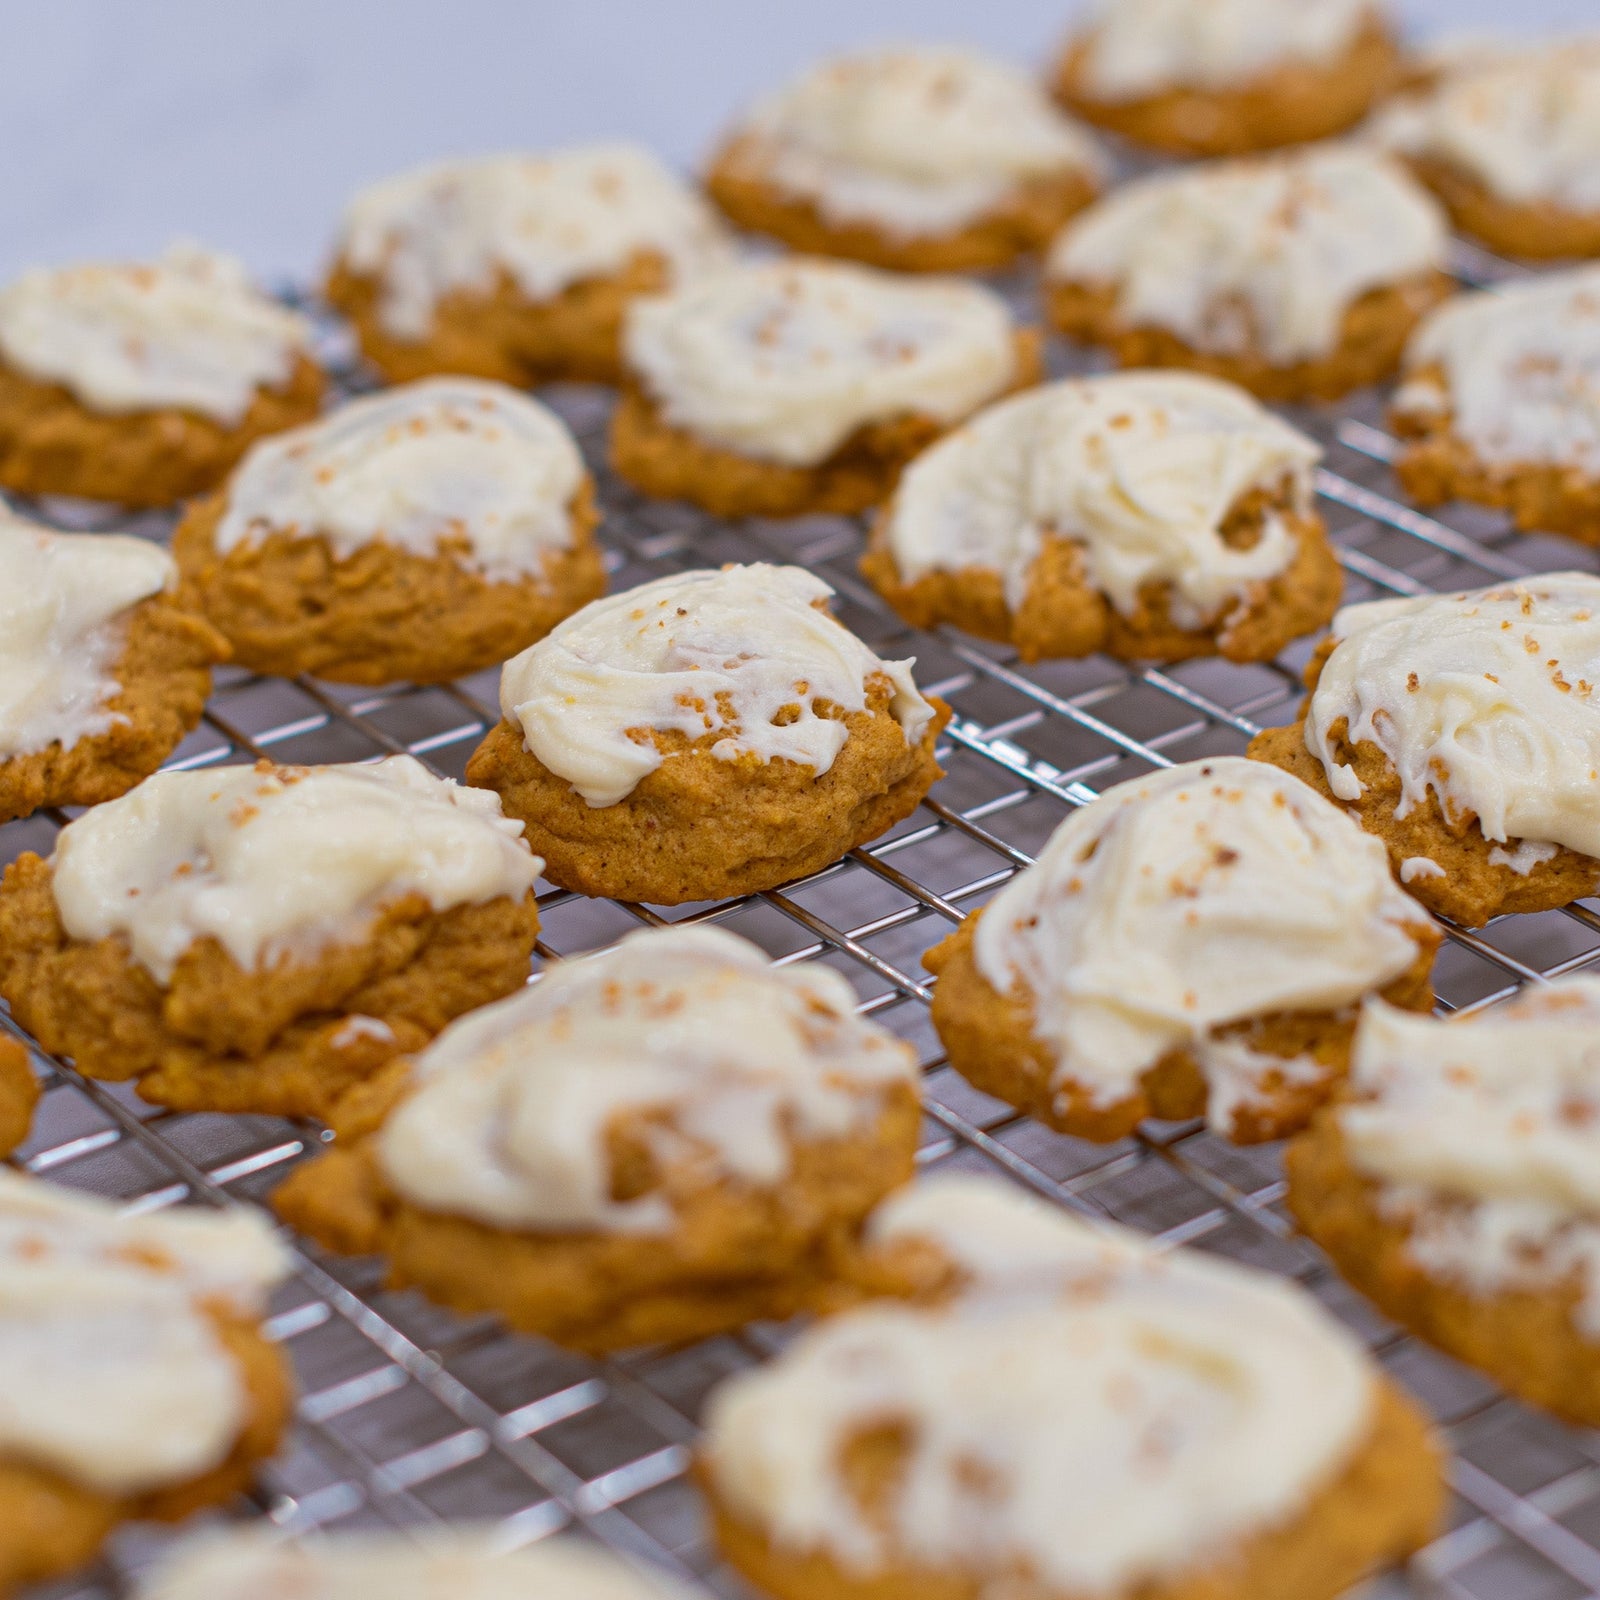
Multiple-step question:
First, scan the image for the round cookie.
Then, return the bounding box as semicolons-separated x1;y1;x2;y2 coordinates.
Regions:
1289;980;1600;1427
273;925;921;1354
0;757;543;1119
0;513;228;824
0;1172;293;1598
610;257;1041;518
863;371;1342;664
926;757;1439;1144
705;46;1106;273
700;1173;1445;1600
466;563;949;904
1390;268;1600;545
1051;0;1400;157
0;244;322;507
1249;574;1600;927
173;378;606;685
326;143;732;387
1044;144;1452;402
0;1038;37;1159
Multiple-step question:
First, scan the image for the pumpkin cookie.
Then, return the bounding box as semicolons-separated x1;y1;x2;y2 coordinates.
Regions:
0;757;542;1119
705;46;1105;273
1391;267;1600;545
0;243;322;507
466;563;948;904
0;513;228;824
327;143;731;386
926;757;1438;1144
1290;979;1600;1426
1249;574;1600;926
1045;144;1451;402
173;378;606;685
863;371;1341;663
1051;0;1400;157
0;1171;292;1598
274;925;920;1354
611;257;1040;518
701;1172;1444;1600
0;1038;37;1158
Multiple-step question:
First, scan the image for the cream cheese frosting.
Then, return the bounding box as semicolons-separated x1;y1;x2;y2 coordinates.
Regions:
1341;982;1600;1333
1048;145;1447;366
1305;575;1600;857
1073;0;1382;100
213;377;587;582
702;1173;1375;1593
1393;267;1600;472
49;756;541;984
497;563;934;808
882;370;1319;621
337;143;732;343
623;257;1019;466
972;757;1425;1134
0;513;175;760
0;1170;289;1496
729;46;1104;238
0;242;311;424
377;924;916;1234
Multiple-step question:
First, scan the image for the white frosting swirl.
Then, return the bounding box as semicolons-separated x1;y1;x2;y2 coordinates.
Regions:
883;370;1319;621
972;757;1425;1134
50;756;541;983
623;258;1019;467
1048;145;1447;366
0;243;311;424
497;564;934;808
1305;575;1600;857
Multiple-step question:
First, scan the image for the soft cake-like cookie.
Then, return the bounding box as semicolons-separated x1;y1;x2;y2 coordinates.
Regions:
1391;268;1600;544
0;1038;37;1158
705;46;1106;273
1045;145;1451;401
0;1172;292;1598
274;925;921;1353
1290;980;1600;1425
326;143;732;386
1250;575;1600;925
1051;0;1400;156
700;1173;1444;1600
466;563;949;904
862;370;1342;663
173;378;606;684
0;244;322;507
610;257;1040;517
0;757;542;1118
925;757;1438;1144
0;513;228;824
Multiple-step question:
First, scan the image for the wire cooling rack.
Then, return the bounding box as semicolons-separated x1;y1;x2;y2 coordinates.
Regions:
8;235;1600;1600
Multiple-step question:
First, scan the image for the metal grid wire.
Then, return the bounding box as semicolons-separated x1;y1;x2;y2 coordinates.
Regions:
9;235;1600;1600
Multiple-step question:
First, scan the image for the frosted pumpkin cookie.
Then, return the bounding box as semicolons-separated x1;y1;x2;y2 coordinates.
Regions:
327;143;731;387
700;1172;1444;1600
1390;268;1600;545
0;244;321;508
1045;144;1451;402
0;515;228;824
925;757;1439;1144
1051;0;1399;157
0;1172;293;1598
173;378;606;685
1290;979;1600;1426
274;924;920;1353
466;564;949;904
705;46;1106;273
862;371;1341;663
610;257;1040;518
1249;575;1600;926
0;1038;37;1158
0;757;542;1119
